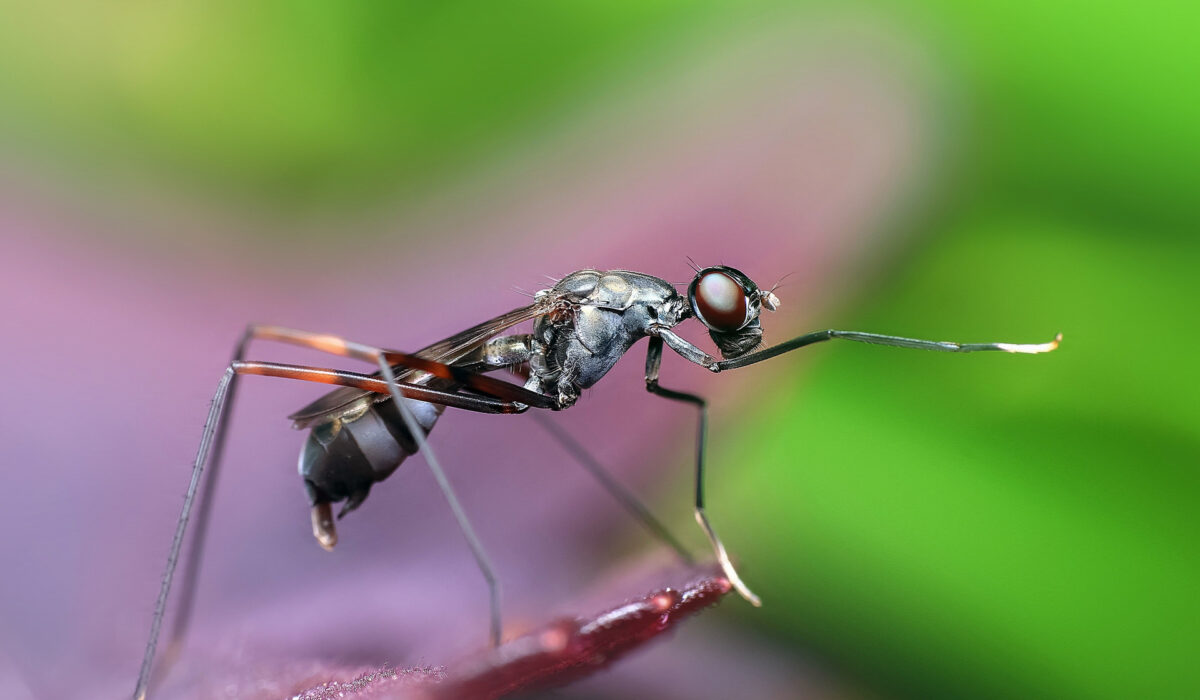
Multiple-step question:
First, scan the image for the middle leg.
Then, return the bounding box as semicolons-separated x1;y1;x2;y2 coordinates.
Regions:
529;412;694;565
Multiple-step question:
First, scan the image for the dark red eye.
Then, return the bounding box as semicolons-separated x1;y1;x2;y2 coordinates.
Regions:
691;270;750;332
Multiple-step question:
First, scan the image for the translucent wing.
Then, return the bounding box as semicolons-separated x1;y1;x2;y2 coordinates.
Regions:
288;296;561;427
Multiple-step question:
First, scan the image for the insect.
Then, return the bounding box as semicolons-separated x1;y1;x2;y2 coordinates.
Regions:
133;265;1060;699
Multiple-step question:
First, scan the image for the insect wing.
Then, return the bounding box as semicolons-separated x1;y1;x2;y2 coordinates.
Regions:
411;298;554;366
288;297;560;427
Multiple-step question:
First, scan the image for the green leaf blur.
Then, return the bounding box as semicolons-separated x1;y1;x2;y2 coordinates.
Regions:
0;1;706;209
715;220;1198;699
708;3;1199;699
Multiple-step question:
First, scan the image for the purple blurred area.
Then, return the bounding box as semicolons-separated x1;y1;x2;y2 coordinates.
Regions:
0;20;928;699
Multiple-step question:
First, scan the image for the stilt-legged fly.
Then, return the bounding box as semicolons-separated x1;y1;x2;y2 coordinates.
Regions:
134;265;1060;699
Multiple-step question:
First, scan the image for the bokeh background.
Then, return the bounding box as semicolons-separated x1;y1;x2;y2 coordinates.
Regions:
1;3;1195;699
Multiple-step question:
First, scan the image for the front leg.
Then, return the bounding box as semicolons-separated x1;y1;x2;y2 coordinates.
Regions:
651;324;1059;373
649;326;721;371
717;329;1061;370
643;336;762;606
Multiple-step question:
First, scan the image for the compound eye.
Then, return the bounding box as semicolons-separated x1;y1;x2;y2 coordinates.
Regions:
692;270;751;332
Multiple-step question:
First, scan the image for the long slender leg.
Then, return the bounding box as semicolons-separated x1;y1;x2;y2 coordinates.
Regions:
251;325;556;408
643;336;762;606
134;366;234;700
717;330;1062;371
652;327;1060;374
140;324;557;697
377;357;502;646
234;361;525;412
529;412;694;565
224;326;519;646
159;328;252;690
164;333;534;681
134;359;527;700
459;337;691;563
243;326;545;644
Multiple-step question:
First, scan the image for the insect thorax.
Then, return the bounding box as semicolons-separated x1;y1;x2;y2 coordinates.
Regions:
530;270;684;406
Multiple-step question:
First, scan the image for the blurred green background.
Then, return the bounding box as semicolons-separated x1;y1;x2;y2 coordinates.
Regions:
1;2;1195;699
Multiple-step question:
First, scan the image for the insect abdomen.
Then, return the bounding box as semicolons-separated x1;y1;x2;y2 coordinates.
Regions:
298;398;441;518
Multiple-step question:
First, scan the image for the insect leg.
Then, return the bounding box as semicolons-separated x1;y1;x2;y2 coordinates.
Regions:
242;359;510;647
155;326;254;694
375;356;503;647
237;326;509;646
232;361;525;412
249;324;556;408
529;412;694;565
145;323;283;698
716;329;1062;371
464;332;691;561
651;326;1059;373
643;337;762;606
134;365;234;700
135;361;524;700
249;326;548;645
